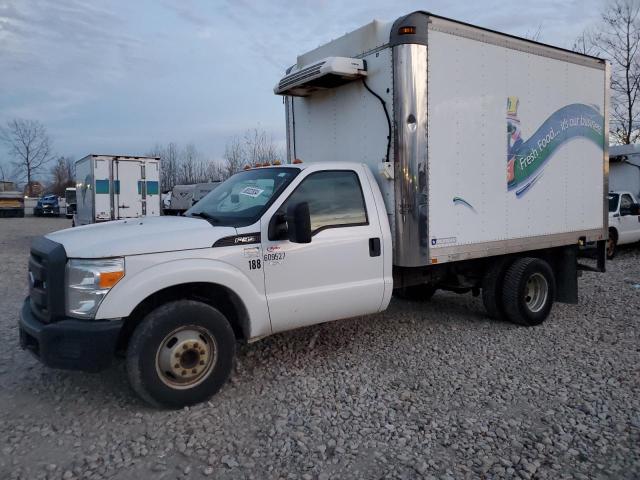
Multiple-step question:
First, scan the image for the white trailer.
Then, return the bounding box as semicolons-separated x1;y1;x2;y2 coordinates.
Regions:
192;182;222;206
166;184;196;215
19;12;609;408
609;144;640;198
75;155;161;225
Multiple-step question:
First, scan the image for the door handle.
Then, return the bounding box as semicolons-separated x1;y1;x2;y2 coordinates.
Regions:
369;238;381;257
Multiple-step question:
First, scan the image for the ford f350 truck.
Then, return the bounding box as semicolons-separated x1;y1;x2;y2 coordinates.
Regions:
19;12;608;408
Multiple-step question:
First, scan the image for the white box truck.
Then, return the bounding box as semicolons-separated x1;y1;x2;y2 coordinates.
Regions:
19;12;608;408
74;155;161;226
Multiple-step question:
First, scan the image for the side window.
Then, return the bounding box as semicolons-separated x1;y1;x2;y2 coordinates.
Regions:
620;194;633;214
282;171;368;232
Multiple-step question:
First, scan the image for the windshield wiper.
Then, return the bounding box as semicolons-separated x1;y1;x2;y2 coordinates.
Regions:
189;211;220;223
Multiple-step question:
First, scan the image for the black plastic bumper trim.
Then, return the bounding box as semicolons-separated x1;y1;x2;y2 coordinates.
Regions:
19;298;123;372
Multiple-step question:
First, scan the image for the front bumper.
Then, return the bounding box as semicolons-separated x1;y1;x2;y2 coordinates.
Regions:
34;206;60;215
19;298;123;372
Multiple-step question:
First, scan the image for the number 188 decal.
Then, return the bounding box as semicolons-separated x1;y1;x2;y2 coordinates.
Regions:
248;259;261;270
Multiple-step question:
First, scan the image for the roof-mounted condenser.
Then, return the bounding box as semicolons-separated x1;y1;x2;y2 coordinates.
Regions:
274;57;367;97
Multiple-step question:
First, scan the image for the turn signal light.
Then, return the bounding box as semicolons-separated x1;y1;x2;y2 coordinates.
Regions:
98;270;124;289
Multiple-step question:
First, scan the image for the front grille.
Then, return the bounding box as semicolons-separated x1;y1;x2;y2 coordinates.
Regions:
28;237;67;322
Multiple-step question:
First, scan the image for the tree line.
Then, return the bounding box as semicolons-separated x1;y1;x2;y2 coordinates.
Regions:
146;128;283;192
572;0;640;144
0;120;282;196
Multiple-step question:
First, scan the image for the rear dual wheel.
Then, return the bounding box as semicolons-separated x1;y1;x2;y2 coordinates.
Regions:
482;257;555;326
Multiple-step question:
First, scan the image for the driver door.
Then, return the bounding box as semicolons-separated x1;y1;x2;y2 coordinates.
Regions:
261;168;385;333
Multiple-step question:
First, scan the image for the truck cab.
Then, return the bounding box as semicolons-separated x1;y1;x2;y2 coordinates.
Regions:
607;191;640;258
19;163;392;407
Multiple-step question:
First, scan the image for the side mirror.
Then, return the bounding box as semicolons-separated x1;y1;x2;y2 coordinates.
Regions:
268;211;287;241
286;202;312;244
631;203;640;215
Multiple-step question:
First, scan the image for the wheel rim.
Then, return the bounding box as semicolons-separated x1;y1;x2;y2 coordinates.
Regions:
155;326;217;389
524;273;548;313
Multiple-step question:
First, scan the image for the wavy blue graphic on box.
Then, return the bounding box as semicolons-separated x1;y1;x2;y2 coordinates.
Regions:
507;99;604;197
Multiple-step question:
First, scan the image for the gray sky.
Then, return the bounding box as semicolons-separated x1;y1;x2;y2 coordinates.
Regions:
0;0;605;168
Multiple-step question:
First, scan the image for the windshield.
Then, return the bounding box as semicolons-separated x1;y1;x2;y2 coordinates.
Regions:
608;193;619;212
186;167;300;227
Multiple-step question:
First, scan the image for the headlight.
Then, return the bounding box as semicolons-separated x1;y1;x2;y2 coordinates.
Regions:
66;258;125;318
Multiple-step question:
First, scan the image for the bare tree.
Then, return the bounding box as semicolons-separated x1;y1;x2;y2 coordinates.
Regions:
221;136;246;179
523;24;544;42
0;119;54;196
49;156;76;196
576;0;640;144
0;162;8;182
244;128;279;166
572;27;599;56
148;142;180;192
219;128;284;180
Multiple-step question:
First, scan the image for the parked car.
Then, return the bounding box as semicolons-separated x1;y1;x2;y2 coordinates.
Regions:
607;191;640;259
33;194;60;216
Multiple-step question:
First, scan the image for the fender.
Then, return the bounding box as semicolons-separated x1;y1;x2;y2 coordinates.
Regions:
95;257;271;339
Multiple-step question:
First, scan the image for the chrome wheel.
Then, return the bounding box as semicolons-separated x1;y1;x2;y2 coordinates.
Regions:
155;326;217;389
524;273;548;313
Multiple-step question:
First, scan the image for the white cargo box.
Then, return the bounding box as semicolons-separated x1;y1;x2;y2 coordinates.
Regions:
279;12;608;267
75;155;161;225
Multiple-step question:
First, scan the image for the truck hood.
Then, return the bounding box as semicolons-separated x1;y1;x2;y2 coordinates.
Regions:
46;216;237;258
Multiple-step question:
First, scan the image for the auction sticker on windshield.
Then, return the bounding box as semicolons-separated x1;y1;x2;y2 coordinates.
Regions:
240;187;264;198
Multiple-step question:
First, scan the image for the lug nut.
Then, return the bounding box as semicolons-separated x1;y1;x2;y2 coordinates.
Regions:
192;369;197;374
199;360;205;365
182;370;187;376
174;364;179;369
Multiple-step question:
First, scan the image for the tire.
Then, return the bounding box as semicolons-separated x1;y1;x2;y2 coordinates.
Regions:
607;229;617;260
481;257;513;320
126;300;236;408
393;285;437;301
502;257;555;326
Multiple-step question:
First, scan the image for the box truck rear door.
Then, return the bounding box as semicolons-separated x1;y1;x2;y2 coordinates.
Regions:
115;160;143;219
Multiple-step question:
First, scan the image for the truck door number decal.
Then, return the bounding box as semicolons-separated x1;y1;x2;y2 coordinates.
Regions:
264;252;285;262
248;259;262;270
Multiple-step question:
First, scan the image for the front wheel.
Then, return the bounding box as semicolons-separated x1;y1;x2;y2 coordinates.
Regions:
502;258;555;326
126;300;236;408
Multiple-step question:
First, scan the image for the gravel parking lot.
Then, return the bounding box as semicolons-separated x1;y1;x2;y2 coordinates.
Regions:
0;217;639;480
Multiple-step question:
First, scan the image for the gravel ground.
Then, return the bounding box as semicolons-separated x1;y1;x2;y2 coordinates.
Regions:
0;217;639;480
